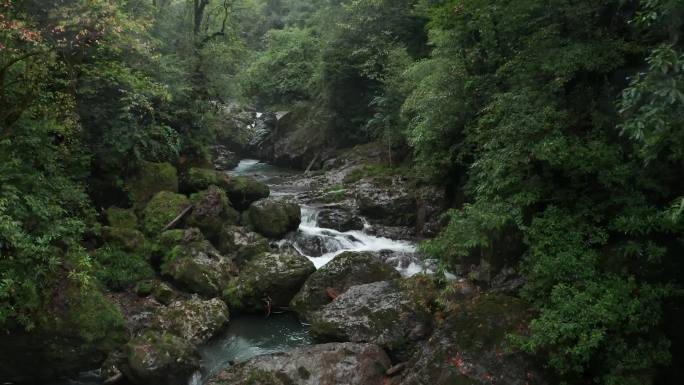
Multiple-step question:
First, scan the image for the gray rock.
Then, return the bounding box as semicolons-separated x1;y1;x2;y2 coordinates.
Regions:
206;343;391;385
310;280;431;360
316;208;364;232
244;198;301;239
398;295;547;385
122;331;199;385
224;251;315;312
357;180;416;227
186;185;240;242
290;251;400;321
149;298;229;345
161;228;237;297
217;224;271;264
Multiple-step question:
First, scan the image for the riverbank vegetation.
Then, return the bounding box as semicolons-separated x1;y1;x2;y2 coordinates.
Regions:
1;1;683;384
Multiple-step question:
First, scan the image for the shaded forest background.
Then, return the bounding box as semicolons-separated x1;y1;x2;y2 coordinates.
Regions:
1;1;683;384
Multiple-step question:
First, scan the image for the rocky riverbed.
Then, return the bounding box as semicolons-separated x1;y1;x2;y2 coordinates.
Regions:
33;145;546;385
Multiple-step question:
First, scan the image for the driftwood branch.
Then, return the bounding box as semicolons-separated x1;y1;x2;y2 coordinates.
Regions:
161;204;194;232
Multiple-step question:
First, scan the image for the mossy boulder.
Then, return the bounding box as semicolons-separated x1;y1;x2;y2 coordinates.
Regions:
206;343;391;385
0;286;126;383
122;331;199;385
126;162;179;211
142;191;190;235
397;295;547;385
310;280;431;361
105;207;138;229
185;185;239;242
217;224;271;264
181;167;230;194
161;228;236;297
101;226;146;251
153;281;177;305
223;176;270;210
244;198;301;239
150;298;229;346
223;251;315;312
290;251;400;321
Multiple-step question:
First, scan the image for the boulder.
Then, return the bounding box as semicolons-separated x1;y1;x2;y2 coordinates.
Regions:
105;207;138;229
180;167;230;194
185;185;240;242
142;191;190;235
224;251;315;312
290;251;400;321
310;280;431;360
356;180;416;227
244;198;301;239
150;298;229;346
316;208;364;232
152;281;177;305
206;342;391;385
223;176;270;211
125;162;178;211
122;331;199;385
161;228;236;297
217;224;271;264
397;295;547;385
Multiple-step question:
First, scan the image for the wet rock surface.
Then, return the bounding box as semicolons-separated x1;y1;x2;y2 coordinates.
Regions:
160;228;236;297
316;207;364;232
290;251;400;321
149;298;229;346
217;224;271;264
224;250;315;312
205;342;391;385
310;280;431;360
223;175;270;210
396;294;547;385
122;331;199;385
245;198;301;238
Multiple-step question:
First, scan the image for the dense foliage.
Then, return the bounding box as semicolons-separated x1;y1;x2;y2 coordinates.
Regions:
1;0;682;384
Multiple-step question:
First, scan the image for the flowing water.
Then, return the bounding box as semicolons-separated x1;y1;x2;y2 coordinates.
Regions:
53;158;437;385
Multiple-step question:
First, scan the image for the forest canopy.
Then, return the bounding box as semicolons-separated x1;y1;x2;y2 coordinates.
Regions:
1;1;683;384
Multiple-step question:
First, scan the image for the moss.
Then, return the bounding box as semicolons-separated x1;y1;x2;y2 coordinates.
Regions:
135;280;155;296
186;186;239;241
105;207;138;229
142;191;190;235
92;245;155;291
225;176;270;210
126;162;178;211
101;226;146;251
246;199;300;238
181;167;227;194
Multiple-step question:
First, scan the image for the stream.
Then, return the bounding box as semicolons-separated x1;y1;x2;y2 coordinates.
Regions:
53;158;433;385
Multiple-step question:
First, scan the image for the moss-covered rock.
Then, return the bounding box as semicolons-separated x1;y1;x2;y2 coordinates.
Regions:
244;198;301;239
185;185;239;242
126;162;179;211
290;251;400;321
0;285;126;383
223;176;270;210
105;207;138;229
397;294;547;385
217;224;271;264
153;281;177;305
161;228;236;297
310;280;431;361
101;226;146;251
142;191;190;235
122;331;199;385
150;298;229;345
223;251;315;312
181;167;230;194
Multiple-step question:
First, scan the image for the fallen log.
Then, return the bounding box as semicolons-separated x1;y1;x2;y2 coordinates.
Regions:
161;204;194;232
